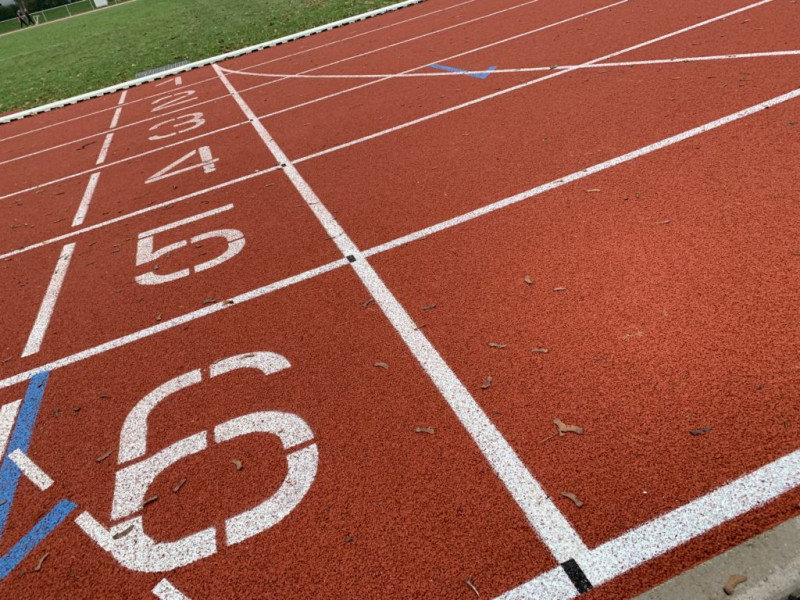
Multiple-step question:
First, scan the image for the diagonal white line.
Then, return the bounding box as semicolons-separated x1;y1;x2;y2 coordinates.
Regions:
9;449;54;491
214;61;590;563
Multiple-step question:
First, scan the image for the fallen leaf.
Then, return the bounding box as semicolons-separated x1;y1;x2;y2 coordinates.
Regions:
464;578;480;597
531;347;549;354
561;491;584;508
655;219;672;225
553;287;567;292
73;406;81;413
224;299;234;305
421;304;437;311
415;426;435;434
141;495;158;509
585;188;601;193
202;298;216;305
231;459;243;471
156;314;162;322
173;478;187;493
723;574;747;595
99;393;110;398
524;275;533;285
374;362;389;369
95;450;112;463
362;298;374;308
345;535;353;543
481;376;493;390
488;342;507;349
112;525;135;540
690;426;712;436
33;552;48;572
554;418;584;436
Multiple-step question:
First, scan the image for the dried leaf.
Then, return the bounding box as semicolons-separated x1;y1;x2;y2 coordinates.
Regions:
141;495;158;509
523;275;533;285
362;298;374;308
464;578;480;597
723;574;747;595
488;342;507;349
421;304;437;311
531;347;549;354
112;525;135;540
33;552;48;572
481;376;493;390
561;492;584;508
231;459;243;471
202;298;216;305
156;314;162;322
95;450;112;463
173;478;187;493
690;426;712;436
415;426;435;434
585;188;601;193
73;406;81;413
655;219;672;225
374;362;389;369
553;287;567;292
554;418;584;436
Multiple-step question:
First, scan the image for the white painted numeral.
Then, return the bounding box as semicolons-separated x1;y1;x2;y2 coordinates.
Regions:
148;112;206;141
135;204;245;285
151;89;196;112
95;352;317;572
154;76;183;88
145;146;217;184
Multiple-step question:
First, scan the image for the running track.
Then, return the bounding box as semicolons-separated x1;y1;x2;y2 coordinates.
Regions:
0;0;799;598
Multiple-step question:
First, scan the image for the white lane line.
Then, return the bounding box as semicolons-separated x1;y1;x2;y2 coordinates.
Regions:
499;448;800;598
8;449;54;491
72;172;101;228
0;165;279;262
0;400;22;460
248;0;630;121
218;0;544;97
0;120;246;204
214;62;588;563
0;258;348;390
294;0;776;164
95;133;115;165
221;49;800;79
109;90;128;129
138;203;233;238
21;243;76;358
365;84;800;258
152;579;193;600
0;0;477;150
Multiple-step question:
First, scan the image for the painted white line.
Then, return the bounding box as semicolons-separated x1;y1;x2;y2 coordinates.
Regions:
495;565;579;600
137;203;233;239
152;579;192;600
0;258;348;390
295;0;777;164
72;172;101;228
0;0;473;145
254;0;630;122
109;90;128;129
0;166;279;262
214;62;588;563
0;400;22;461
95;133;115;165
8;449;54;491
221;49;800;79
364;84;800;258
21;243;76;358
0;0;429;124
499;448;800;598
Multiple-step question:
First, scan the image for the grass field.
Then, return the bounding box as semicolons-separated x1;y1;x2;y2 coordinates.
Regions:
0;0;407;114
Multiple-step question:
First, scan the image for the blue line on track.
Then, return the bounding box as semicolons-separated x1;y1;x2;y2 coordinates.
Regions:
429;63;497;80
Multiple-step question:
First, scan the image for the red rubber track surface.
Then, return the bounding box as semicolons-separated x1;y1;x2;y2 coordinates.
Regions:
0;0;798;599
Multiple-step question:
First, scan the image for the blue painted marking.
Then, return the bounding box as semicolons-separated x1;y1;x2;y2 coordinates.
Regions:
0;371;50;539
429;63;497;80
0;499;77;579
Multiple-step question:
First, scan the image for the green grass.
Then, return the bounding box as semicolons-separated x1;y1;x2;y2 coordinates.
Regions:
0;0;410;113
